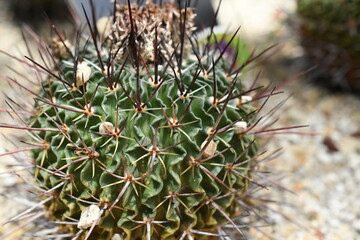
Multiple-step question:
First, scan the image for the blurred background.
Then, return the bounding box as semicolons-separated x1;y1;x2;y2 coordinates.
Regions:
0;0;359;239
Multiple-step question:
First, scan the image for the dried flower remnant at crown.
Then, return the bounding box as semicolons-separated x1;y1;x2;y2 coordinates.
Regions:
110;1;196;63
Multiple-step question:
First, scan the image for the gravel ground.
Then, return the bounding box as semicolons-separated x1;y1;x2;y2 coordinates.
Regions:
248;84;360;240
1;1;360;240
0;0;28;237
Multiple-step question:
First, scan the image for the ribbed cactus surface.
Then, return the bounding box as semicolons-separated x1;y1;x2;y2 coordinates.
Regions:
29;1;259;239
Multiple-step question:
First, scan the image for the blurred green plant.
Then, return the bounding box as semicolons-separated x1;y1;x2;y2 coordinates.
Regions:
297;0;360;91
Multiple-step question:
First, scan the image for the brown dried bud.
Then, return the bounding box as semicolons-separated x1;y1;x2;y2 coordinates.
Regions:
109;1;196;63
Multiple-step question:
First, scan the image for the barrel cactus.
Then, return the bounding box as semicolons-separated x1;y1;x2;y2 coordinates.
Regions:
296;0;360;91
1;1;278;239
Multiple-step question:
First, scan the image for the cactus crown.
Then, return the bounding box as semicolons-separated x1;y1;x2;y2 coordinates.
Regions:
1;1;277;240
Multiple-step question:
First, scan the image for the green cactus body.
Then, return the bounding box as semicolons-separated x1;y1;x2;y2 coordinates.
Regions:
297;0;360;55
29;1;258;239
296;0;360;89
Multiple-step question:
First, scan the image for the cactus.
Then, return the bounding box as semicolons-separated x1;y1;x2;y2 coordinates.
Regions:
296;0;360;91
0;1;288;239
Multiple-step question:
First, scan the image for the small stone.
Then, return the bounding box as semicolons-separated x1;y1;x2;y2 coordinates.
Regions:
234;121;247;134
99;122;114;134
77;205;101;230
76;62;92;86
308;210;318;220
201;140;217;158
322;136;339;152
111;234;123;240
351;130;360;138
240;95;252;104
353;218;360;231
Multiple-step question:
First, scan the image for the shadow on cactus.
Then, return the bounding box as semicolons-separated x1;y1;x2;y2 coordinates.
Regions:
0;1;302;239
